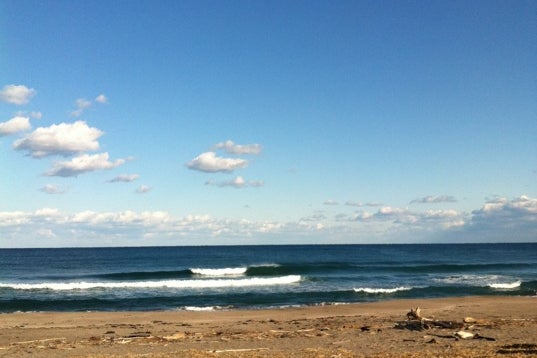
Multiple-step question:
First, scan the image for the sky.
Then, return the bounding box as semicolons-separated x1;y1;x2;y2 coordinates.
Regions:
0;0;536;247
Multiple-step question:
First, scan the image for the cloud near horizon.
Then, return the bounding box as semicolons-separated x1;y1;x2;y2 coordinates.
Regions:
1;196;534;247
0;84;36;105
410;195;457;204
13;121;103;157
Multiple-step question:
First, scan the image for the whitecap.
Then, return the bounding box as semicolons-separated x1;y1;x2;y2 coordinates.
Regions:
353;286;411;294
0;275;301;291
488;281;522;289
190;267;247;276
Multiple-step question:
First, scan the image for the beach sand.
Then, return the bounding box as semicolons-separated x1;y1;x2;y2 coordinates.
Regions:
1;296;536;357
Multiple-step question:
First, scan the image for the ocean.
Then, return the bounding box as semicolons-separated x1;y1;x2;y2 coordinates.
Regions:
0;244;536;312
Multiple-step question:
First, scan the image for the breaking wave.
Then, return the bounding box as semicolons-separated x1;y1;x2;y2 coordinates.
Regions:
0;275;302;291
353;287;412;294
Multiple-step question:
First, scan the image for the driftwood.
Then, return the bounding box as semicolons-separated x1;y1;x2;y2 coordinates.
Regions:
398;307;463;331
396;307;495;341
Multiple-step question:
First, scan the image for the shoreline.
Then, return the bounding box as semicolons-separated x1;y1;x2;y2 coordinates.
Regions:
1;296;536;357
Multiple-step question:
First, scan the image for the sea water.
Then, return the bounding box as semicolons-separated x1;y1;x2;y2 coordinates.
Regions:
0;244;536;312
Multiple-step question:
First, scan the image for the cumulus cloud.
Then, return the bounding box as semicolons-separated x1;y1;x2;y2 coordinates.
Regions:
214;140;262;155
136;185;152;194
108;174;140;183
95;94;108;104
0;196;535;246
410;195;457;204
471;195;537;227
345;201;363;207
0;84;36;105
13;121;103;157
45;152;125;177
205;176;264;188
186;151;248;173
40;184;66;194
350;205;466;230
0;116;31;136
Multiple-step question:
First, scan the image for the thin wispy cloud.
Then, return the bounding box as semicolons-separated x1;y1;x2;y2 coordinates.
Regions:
135;185;152;194
40;184;66;194
0;116;31;136
365;202;384;207
214;140;262;155
70;98;92;117
323;200;339;206
205;176;264;188
13;121;103;158
410;195;457;204
0;84;36;105
108;174;140;183
71;94;108;116
95;94;108;104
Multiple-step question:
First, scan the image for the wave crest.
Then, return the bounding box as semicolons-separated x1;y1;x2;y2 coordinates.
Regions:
0;275;301;291
190;267;247;276
353;287;412;294
488;281;522;289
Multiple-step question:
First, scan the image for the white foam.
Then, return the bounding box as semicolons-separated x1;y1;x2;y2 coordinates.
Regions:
181;306;222;311
489;281;522;289
353;287;411;294
433;274;500;285
190;267;247;276
0;275;301;291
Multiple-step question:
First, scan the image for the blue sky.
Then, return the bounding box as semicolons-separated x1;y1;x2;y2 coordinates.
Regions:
1;0;536;247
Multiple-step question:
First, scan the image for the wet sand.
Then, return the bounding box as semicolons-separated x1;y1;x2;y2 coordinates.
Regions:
1;296;536;357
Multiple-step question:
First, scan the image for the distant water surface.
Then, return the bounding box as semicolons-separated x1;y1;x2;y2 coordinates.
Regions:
0;244;536;312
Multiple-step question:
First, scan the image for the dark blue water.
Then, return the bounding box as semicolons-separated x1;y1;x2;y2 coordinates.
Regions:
0;244;536;312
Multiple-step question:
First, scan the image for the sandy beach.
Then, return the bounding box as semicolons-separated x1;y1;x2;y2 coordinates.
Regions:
1;296;536;357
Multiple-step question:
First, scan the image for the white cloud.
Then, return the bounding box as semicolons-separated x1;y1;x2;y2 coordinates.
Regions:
40;184;66;194
186;151;248;173
214;140;262;155
13;121;103;157
0;196;534;247
30;111;43;119
410;195;457;204
0;84;36;105
95;94;108;104
0;116;31;136
345;201;363;207
136;185;152;194
471;195;537;225
108;174;140;183
365;202;384;207
205;176;264;188
45;152;125;177
71;98;92;117
0;211;29;226
323;200;339;206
